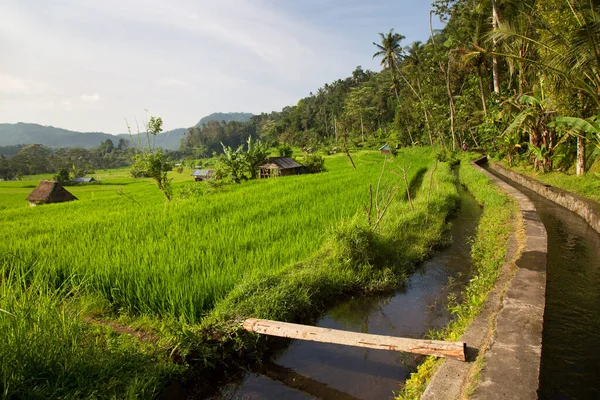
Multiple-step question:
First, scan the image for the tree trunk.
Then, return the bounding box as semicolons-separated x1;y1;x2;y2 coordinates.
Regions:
491;0;501;94
417;76;435;147
477;65;488;116
444;59;457;150
577;135;585;176
334;115;338;145
360;114;364;142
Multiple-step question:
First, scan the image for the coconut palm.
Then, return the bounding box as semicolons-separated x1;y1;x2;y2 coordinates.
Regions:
373;29;406;101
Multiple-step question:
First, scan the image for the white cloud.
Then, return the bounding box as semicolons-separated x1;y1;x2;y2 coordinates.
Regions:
80;93;100;102
158;77;185;87
0;73;46;95
61;100;73;112
26;100;54;111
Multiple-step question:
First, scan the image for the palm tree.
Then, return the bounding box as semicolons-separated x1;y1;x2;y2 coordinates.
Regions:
373;29;406;102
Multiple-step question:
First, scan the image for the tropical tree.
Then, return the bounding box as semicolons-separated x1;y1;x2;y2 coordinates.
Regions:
502;91;557;172
219;143;246;183
244;136;270;179
373;29;406;101
127;115;173;201
550;114;600;175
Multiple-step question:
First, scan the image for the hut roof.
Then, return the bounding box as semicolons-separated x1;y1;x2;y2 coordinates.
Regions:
379;144;391;151
192;169;214;177
259;157;303;170
73;177;95;183
26;180;78;203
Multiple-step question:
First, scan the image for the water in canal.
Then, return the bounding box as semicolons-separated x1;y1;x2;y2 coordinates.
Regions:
215;184;482;400
486;171;600;399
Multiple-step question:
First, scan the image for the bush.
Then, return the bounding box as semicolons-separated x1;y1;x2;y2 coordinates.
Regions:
54;168;70;184
302;153;326;173
277;142;293;157
434;148;459;166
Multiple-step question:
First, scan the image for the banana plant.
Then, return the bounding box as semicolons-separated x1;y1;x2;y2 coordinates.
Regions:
549;112;600;175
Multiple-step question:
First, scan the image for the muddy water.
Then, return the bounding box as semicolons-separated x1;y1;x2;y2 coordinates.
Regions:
485;171;600;399
216;185;482;400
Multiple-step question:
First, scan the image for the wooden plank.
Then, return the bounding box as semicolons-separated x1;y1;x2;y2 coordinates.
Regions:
243;318;466;361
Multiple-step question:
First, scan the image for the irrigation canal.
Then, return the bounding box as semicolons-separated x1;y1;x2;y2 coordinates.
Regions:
213;183;482;400
485;168;600;399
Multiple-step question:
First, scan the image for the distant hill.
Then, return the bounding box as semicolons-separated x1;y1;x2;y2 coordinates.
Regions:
0;113;254;152
0;123;124;149
196;112;253;126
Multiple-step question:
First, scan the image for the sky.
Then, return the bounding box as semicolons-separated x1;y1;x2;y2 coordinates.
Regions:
0;0;444;134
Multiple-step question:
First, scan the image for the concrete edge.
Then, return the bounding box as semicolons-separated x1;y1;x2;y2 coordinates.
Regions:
420;157;547;400
491;162;600;234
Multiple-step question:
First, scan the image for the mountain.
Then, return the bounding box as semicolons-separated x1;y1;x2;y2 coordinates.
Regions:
0;123;125;149
0;113;254;152
196;112;253;126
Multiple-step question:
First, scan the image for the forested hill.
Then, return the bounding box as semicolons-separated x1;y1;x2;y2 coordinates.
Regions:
0;112;254;152
0;122;188;151
197;112;253;126
0;123;122;149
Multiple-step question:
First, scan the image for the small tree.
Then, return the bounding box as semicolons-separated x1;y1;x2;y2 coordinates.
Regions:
277;142;293;157
303;153;326;173
244;136;270;179
219;143;246;183
54;168;70;184
127;115;173;201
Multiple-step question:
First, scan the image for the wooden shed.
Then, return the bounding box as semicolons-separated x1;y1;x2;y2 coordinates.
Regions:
192;169;214;182
26;180;78;207
379;144;392;155
259;157;305;178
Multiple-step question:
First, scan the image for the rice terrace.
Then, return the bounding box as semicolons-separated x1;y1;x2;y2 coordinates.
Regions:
3;0;600;399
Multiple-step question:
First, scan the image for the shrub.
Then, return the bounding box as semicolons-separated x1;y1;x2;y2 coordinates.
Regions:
302;153;326;173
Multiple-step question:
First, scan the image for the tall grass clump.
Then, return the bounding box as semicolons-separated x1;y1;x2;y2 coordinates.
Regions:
399;157;516;400
0;263;183;399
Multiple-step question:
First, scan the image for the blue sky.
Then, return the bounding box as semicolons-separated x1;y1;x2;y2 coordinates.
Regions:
0;0;443;133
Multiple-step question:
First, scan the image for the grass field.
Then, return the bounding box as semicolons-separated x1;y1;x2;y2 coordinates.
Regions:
1;147;462;398
0;150;433;323
500;161;600;203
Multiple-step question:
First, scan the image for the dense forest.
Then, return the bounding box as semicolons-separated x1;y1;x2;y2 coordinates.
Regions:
182;0;600;176
0;140;133;179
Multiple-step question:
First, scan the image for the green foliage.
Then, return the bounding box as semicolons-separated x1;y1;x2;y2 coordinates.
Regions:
302;152;326;173
219;143;246;183
434;148;459;165
277;142;293;157
53;168;70;184
244;136;270;179
128;116;173;201
0;264;183;399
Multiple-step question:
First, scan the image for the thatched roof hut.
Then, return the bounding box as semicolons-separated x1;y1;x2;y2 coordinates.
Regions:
26;180;78;207
259;157;305;178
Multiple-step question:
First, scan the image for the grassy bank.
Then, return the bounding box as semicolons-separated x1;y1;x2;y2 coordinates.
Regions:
499;161;600;203
399;156;516;399
1;148;465;398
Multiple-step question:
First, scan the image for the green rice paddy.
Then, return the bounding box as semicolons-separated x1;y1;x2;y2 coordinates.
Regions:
0;149;433;323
